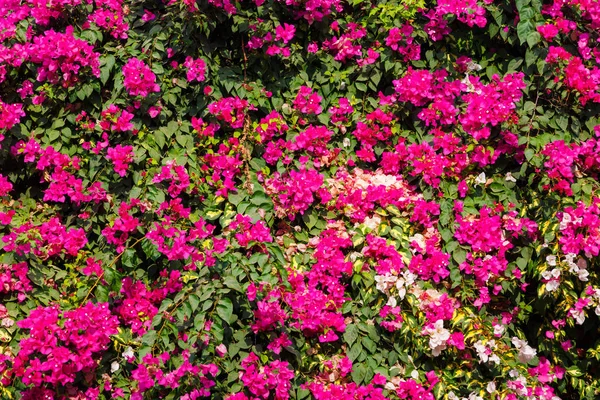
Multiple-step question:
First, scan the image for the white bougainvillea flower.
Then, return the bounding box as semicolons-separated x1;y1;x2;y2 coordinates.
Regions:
512;337;537;363
474;172;486;185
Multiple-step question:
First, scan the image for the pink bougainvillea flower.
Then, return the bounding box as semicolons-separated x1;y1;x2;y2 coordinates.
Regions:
122;58;160;97
183;56;207;82
106;144;134;177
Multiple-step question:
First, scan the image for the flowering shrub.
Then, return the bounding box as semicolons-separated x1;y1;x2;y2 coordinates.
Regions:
2;0;600;399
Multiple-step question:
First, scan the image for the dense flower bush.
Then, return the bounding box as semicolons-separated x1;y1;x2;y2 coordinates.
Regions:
1;0;600;399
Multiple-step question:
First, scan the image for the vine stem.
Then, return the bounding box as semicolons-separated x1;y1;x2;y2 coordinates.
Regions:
240;115;254;194
151;279;208;354
151;287;194;353
80;236;145;305
525;92;541;149
241;38;248;83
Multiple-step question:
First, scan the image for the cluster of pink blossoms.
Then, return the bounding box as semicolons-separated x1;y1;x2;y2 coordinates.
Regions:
99;104;134;133
545;46;600;105
393;67;526;141
393;68;462;124
292;86;323;115
249;285;288;334
352;108;395;162
228;352;294;400
183;56;207;82
12;138;107;204
557;197;600;257
541;134;600;195
322;22;367;63
385;24;421;62
326;168;436;228
407;230;450;283
13;302;119;396
208;97;255;129
255;111;289;142
285;227;353;341
146;204;229;265
362;234;403;276
116;272;182;335
207;0;237;14
101;201;142;252
23;0;81;25
46;169;107;204
87;0;129;39
0;262;32;302
202;140;244;197
263;124;339;166
130;351;217;400
228;214;273;247
152;160;191;197
122;58;160;97
302;356;389;400
191;116;220;137
276;0;343;24
455;205;537;306
248;225;352;342
291;125;333;157
146;218;197;261
459;72;526;140
434;0;488;29
0;98;25;138
567;285;600;326
264;168;326;219
247;22;296;57
0;174;12;196
106;144;134;177
2;217;87;259
415;288;463;355
328;97;354;124
28;26;100;87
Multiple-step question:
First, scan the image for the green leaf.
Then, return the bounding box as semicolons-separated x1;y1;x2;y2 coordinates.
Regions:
129;186;142;199
517;20;535;44
103;54;116;71
223;276;243;292
217;297;234;324
121;248;138;268
524;148;535;161
347;341;363;362
526;31;541;48
351;363;367;385
141;330;157;346
507;58;524;73
450;268;462;288
362;336;377;353
154;129;166;149
188;294;200;311
556;115;568;131
344;324;359;346
229;191;247;206
452;248;466;265
519;7;535;20
302;210;318;229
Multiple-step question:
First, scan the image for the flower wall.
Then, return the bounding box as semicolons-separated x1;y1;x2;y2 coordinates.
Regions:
1;0;600;399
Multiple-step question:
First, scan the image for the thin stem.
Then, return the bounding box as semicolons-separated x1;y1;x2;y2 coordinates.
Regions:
80;236;145;305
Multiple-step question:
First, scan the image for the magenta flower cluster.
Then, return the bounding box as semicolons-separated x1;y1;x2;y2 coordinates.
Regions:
12;302;118;397
122;58;160;98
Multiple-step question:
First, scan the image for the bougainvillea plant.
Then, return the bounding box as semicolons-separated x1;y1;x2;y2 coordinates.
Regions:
1;0;600;398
